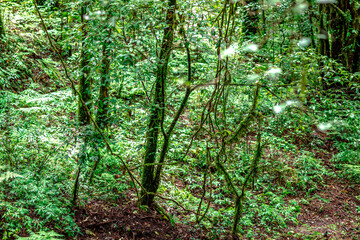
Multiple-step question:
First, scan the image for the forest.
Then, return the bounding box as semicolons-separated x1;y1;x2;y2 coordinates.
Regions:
0;0;359;239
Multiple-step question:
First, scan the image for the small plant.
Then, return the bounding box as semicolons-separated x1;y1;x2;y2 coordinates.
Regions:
293;152;328;193
341;165;360;183
331;151;360;182
0;166;22;182
17;230;63;240
332;150;360;165
92;172;129;200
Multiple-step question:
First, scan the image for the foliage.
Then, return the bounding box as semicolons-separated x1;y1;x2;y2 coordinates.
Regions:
332;150;360;182
0;0;359;239
293;152;328;193
0;170;79;238
17;230;64;240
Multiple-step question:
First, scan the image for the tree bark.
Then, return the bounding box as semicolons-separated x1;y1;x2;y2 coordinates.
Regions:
140;0;177;206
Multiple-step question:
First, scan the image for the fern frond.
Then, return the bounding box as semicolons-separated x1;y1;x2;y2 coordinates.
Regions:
0;171;23;182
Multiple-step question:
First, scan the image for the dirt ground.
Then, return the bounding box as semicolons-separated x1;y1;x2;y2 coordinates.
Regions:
73;201;202;240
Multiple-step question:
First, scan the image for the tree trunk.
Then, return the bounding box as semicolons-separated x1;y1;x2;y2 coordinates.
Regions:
140;0;176;206
96;31;112;129
318;4;330;57
352;34;360;73
90;3;113;181
78;4;92;125
0;7;5;40
307;1;316;48
319;1;359;72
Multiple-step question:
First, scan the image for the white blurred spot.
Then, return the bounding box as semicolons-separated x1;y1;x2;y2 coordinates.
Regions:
317;122;332;131
316;0;337;3
273;100;299;114
293;3;309;14
273;104;284;114
266;68;282;80
243;43;259;52
84;15;90;20
298;38;311;49
267;0;281;5
220;44;238;59
317;34;327;39
286;100;300;106
247;74;260;82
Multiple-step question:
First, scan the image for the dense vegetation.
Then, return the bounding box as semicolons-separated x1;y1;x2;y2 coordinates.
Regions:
0;0;359;239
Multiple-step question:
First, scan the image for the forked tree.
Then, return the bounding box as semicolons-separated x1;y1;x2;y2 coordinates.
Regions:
140;0;178;206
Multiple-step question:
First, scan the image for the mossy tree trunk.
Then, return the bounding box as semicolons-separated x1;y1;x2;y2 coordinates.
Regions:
78;3;92;125
348;3;360;73
96;42;111;129
96;14;113;130
306;0;316;48
73;0;92;206
89;2;113;183
140;0;177;206
0;7;5;40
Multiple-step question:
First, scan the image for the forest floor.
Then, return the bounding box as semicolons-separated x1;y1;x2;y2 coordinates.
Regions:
65;170;360;240
74;201;201;240
2;171;360;240
67;140;360;240
1;92;359;239
278;133;360;239
288;177;360;239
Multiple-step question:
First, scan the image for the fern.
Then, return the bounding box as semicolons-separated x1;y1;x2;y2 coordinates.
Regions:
17;230;64;240
342;164;360;182
0;166;22;182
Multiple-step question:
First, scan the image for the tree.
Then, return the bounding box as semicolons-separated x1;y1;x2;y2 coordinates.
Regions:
73;1;93;205
96;4;113;130
78;1;92;125
0;6;5;40
318;1;360;72
140;0;177;206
